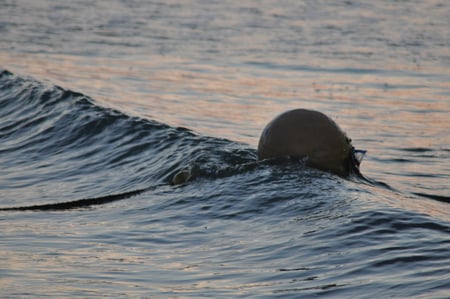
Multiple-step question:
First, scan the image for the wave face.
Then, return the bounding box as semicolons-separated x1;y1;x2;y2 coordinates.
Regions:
0;70;256;207
1;70;449;298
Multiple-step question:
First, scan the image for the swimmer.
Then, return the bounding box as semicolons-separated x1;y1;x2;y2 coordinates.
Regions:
257;109;364;177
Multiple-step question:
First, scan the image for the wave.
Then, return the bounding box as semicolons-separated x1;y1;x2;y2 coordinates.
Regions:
0;69;256;209
1;70;365;212
1;69;448;212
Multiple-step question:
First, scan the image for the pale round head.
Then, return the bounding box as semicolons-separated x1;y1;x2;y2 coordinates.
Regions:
257;109;356;176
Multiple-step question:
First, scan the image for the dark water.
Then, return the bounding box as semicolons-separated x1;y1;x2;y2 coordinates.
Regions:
1;0;450;297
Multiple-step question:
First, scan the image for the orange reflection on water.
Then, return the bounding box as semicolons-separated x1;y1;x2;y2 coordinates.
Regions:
0;52;312;144
2;51;448;145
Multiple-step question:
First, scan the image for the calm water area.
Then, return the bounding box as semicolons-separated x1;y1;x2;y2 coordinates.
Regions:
0;0;449;297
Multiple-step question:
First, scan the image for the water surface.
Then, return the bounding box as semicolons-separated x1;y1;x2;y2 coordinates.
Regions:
1;0;449;297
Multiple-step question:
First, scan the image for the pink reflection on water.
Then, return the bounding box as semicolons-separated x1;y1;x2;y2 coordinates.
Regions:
2;52;447;146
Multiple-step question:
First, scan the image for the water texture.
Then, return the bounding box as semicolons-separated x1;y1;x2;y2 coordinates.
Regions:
0;0;449;297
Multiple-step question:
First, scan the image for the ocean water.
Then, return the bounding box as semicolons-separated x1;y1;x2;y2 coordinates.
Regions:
1;0;449;297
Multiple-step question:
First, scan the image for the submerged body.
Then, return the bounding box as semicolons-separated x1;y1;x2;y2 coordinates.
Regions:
257;109;362;177
171;108;364;185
